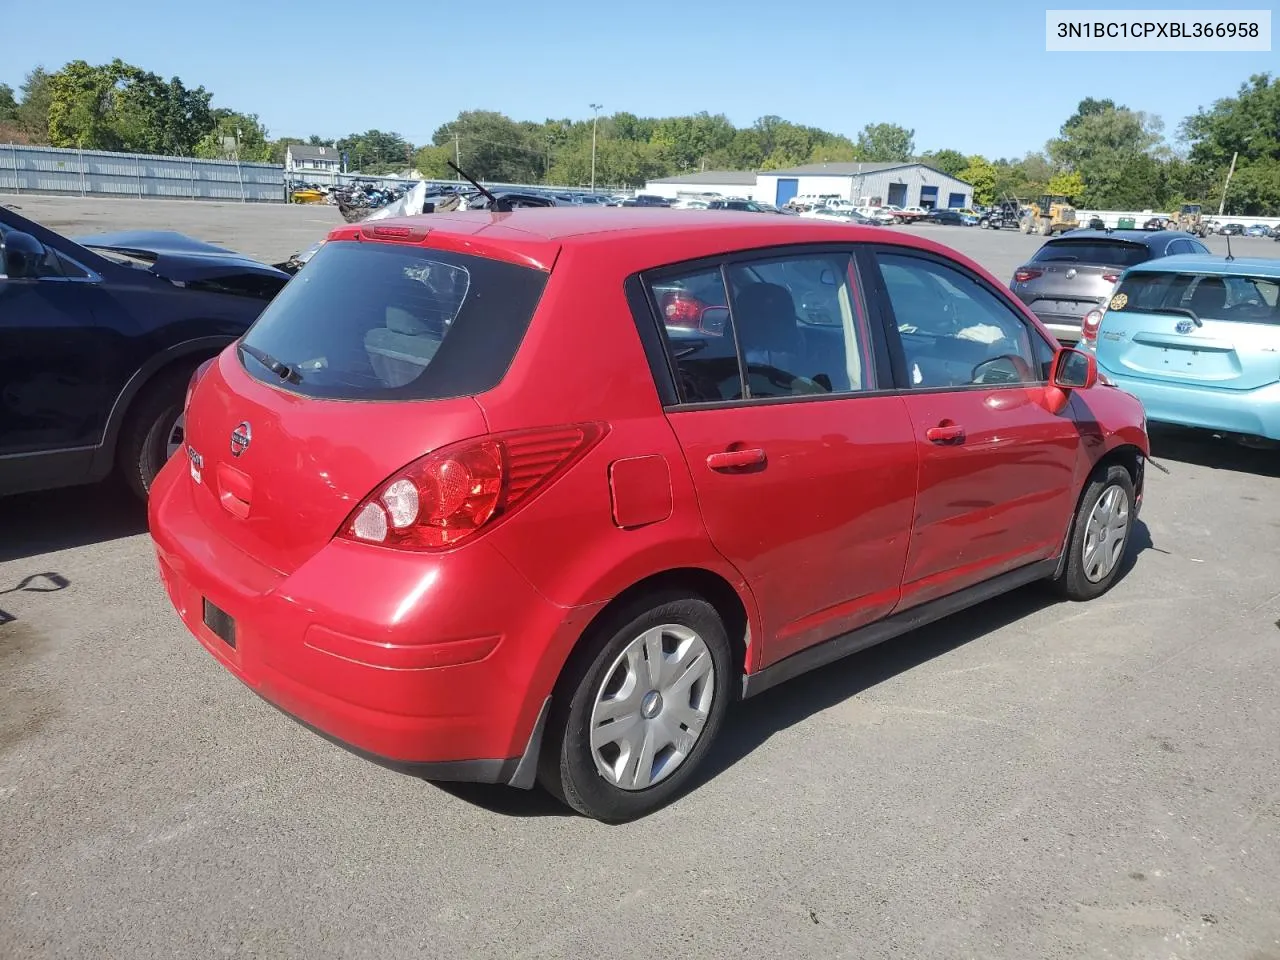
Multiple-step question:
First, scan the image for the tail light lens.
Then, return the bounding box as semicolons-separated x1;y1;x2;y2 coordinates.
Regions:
338;423;608;551
660;292;726;335
1013;268;1043;283
185;358;216;413
1101;273;1121;283
1082;309;1104;343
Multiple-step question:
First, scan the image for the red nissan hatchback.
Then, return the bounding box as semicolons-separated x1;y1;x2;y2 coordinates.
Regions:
150;209;1149;822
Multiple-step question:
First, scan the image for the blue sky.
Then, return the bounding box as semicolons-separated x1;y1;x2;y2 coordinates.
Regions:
4;0;1274;159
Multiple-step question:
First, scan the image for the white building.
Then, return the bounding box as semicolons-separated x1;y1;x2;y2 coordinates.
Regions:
285;144;343;175
640;170;763;202
644;162;972;210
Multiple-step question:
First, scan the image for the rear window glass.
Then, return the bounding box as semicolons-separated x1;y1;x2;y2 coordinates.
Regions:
1113;272;1280;325
1032;240;1150;267
238;240;547;400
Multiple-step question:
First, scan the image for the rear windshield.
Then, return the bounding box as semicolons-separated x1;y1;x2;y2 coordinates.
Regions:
1113;271;1280;324
239;240;547;400
1032;240;1150;267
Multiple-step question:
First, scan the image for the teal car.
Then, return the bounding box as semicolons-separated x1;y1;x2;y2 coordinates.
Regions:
1083;255;1280;441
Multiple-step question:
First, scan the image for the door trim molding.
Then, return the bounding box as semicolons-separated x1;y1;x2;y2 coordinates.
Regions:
740;557;1058;698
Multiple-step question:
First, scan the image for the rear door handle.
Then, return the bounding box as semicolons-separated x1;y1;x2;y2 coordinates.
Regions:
926;424;966;444
706;448;766;471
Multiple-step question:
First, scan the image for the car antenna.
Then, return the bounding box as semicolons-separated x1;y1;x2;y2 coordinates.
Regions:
1225;233;1235;261
447;160;509;212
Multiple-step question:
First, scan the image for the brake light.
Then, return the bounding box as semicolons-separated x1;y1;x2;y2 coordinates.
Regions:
362;225;430;242
1082;309;1104;343
1102;273;1121;283
339;423;608;551
661;292;705;327
185;358;215;413
1013;268;1043;283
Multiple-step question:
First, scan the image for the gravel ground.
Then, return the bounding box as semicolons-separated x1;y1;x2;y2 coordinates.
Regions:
2;196;1279;960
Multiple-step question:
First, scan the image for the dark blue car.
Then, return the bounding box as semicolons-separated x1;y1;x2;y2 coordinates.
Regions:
0;205;290;499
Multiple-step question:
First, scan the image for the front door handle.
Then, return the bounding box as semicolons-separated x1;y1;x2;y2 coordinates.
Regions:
926;423;966;444
706;448;766;471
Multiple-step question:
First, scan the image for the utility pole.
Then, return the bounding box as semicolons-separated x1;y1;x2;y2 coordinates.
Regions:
1218;150;1239;217
589;103;602;193
454;133;461;181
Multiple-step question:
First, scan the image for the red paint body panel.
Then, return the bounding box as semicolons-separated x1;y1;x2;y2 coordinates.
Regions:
150;209;1150;773
663;396;919;667
898;387;1081;608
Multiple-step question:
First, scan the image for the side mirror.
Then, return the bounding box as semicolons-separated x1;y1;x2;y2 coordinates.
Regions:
1052;347;1097;390
0;230;45;280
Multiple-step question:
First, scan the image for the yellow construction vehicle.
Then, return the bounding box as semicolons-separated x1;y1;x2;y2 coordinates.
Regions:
1020;194;1079;236
1175;203;1209;237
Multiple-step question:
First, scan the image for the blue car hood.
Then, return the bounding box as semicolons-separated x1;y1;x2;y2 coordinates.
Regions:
73;230;289;282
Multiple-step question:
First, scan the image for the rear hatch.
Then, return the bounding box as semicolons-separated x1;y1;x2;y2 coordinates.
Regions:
1015;238;1151;321
184;236;550;575
1096;269;1280;389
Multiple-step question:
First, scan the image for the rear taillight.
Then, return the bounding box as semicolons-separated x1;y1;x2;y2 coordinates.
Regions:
1013;268;1043;283
660;292;725;335
661;292;705;326
1101;273;1121;283
1082;309;1104;343
185;358;215;413
338;423;608;551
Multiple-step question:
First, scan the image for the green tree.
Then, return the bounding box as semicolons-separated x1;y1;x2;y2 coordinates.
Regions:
0;84;17;125
959;155;997;204
856;123;914;162
919;148;968;178
46;59;212;154
1046;170;1085;202
993;152;1055;199
337;129;413;174
1181;73;1280;215
194;110;273;162
432;111;543;182
14;68;53;143
1047;99;1166;206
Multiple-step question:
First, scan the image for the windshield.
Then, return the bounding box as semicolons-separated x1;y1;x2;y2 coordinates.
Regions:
239;240;548;400
1112;271;1280;325
1032;240;1150;266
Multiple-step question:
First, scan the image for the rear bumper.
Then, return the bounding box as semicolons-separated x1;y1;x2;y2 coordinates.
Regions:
148;457;600;781
1038;317;1083;343
1096;366;1280;440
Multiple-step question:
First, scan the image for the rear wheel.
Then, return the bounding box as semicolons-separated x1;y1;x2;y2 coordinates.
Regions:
117;364;196;501
539;591;733;822
1054;464;1135;601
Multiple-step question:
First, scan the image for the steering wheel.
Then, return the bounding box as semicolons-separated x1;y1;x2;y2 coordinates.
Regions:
971;353;1033;385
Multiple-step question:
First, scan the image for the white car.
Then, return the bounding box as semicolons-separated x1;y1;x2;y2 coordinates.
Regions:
824;199;856;211
857;206;897;225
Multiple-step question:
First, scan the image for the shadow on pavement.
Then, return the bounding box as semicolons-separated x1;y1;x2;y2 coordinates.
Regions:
1149;426;1280;478
0;482;146;563
438;525;1155;820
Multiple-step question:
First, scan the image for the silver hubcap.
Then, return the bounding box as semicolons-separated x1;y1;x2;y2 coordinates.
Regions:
164;413;186;460
589;623;716;791
1083;484;1130;583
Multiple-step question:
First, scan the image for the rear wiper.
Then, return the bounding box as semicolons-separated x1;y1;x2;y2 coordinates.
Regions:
240;343;303;383
1135;305;1203;327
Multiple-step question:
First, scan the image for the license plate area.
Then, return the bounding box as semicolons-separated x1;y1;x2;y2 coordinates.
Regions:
202;598;237;648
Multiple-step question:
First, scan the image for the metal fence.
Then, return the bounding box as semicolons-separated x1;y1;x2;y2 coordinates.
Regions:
1;143;631;203
1;144;287;202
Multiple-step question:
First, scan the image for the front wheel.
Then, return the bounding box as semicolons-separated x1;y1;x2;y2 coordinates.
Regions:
538;592;733;822
1054;464;1136;601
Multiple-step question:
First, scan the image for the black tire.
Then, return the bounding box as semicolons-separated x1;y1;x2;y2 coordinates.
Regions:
538;591;733;823
979;218;990;229
117;365;196;502
1053;464;1136;601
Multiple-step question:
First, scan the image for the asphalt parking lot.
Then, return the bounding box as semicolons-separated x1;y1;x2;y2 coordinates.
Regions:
3;196;1280;960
